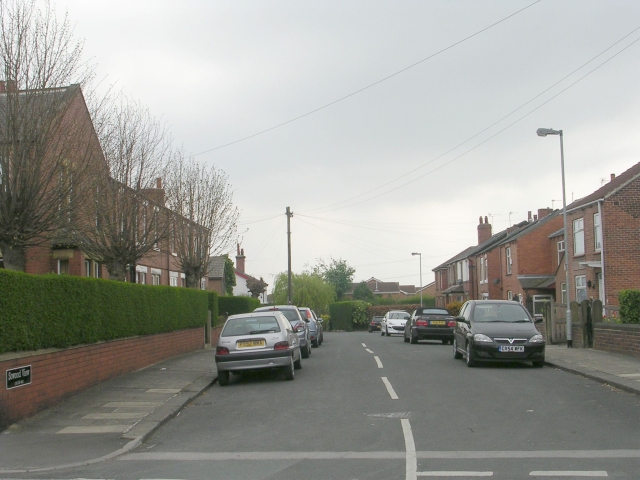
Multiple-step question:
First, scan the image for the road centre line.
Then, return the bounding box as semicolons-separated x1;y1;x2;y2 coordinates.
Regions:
530;472;608;477
381;377;399;399
401;419;417;480
119;450;640;461
374;356;383;368
362;343;367;347
418;473;493;477
366;348;374;353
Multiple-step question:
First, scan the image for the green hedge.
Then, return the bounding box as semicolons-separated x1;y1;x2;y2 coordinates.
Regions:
619;289;640;324
208;291;219;326
0;269;209;354
329;301;369;331
218;296;260;317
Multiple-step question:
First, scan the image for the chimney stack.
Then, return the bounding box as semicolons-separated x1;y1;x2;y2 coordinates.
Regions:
477;215;492;245
156;177;162;189
528;211;532;222
236;244;246;274
537;208;553;220
611;173;616;181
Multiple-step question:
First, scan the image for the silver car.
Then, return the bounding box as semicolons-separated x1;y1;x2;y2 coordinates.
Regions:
215;311;302;386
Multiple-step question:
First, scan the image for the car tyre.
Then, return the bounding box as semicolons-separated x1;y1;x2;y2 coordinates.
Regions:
404;332;409;343
465;342;476;367
532;360;544;368
453;338;463;359
441;339;448;345
302;343;310;358
410;331;418;344
218;370;230;386
312;339;319;348
386;327;391;337
381;329;385;336
294;354;302;370
283;357;295;381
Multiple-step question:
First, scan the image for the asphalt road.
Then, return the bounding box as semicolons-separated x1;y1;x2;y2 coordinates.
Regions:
9;331;640;479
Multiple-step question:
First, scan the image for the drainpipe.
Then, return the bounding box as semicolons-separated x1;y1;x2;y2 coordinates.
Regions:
598;200;606;307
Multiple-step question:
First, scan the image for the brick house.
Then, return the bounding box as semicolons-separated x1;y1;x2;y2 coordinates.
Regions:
344;277;418;301
559;162;640;311
1;83;210;289
233;245;268;303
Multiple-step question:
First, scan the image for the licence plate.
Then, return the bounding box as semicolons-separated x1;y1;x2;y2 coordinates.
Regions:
430;321;446;325
237;339;266;348
498;345;524;352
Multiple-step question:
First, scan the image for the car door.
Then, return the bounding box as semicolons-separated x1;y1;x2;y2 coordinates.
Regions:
454;302;470;349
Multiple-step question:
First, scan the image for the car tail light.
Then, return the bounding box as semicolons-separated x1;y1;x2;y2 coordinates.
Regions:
416;318;428;326
274;341;290;350
216;346;230;355
294;324;305;332
447;321;457;327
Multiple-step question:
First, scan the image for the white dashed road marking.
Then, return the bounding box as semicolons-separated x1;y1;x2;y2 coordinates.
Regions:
418;473;493;477
530;472;608;477
381;377;399;400
374;356;383;368
362;343;367;347
366;348;374;353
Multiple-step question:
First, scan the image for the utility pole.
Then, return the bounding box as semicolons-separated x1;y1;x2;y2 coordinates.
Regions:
286;206;293;304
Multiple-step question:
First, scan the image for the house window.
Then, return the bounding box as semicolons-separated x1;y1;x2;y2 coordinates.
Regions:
201;278;206;290
561;282;567;304
94;262;101;278
594;213;602;251
573;218;585;256
557;240;565;266
507;290;513;300
170;276;178;287
137;272;146;284
461;259;469;282
483;255;488;283
506;247;512;275
152;273;161;285
575;275;587;303
58;259;69;275
457;262;462;282
85;260;91;277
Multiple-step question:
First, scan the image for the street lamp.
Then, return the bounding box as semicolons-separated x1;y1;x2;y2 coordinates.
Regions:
537;128;572;348
412;252;422;307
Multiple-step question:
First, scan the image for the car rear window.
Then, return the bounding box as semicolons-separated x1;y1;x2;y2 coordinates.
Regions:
416;308;449;316
222;316;282;337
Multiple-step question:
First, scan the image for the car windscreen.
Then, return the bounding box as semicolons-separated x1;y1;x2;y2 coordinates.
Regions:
416;308;449;315
389;312;409;319
472;304;531;323
222;316;282;337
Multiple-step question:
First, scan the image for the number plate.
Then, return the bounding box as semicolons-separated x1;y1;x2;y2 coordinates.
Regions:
237;339;266;348
430;321;446;325
498;345;524;352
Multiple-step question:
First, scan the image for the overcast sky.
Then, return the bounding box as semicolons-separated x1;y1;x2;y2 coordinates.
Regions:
54;0;640;291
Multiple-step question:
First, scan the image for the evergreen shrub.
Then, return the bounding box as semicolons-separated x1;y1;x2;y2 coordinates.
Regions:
619;289;640;324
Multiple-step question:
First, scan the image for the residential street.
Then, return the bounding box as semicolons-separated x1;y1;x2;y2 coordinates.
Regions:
3;332;640;480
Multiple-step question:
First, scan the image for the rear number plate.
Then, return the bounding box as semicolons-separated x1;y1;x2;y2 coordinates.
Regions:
430;321;446;325
499;346;524;352
237;339;266;348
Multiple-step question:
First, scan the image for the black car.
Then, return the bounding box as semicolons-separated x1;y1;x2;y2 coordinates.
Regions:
452;300;545;368
368;315;383;332
404;307;456;344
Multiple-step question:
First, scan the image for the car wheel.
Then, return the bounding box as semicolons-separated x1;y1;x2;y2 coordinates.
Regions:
386;328;391;336
441;339;448;345
466;342;476;367
381;329;385;336
283;357;295;381
532;360;544;368
410;331;418;344
218;370;230;386
453;338;463;359
404;332;409;343
302;344;310;358
294;354;302;370
312;339;319;348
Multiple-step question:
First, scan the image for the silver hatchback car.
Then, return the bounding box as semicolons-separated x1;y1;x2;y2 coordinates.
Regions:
215;311;302;386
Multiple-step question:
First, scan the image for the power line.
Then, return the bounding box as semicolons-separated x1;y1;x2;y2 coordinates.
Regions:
192;1;542;157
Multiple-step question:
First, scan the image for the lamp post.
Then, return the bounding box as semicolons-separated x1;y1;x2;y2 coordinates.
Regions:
537;128;572;347
412;252;422;307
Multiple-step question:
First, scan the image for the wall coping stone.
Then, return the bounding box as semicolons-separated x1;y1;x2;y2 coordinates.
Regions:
594;322;640;332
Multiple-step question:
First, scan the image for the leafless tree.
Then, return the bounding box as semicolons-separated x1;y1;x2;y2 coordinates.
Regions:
0;0;102;271
166;155;239;288
78;97;173;281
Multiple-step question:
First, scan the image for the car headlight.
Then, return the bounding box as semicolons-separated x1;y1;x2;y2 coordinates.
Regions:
473;333;493;343
529;334;545;343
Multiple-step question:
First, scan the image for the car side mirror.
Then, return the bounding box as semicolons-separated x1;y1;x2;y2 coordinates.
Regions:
455;316;467;323
534;315;544;324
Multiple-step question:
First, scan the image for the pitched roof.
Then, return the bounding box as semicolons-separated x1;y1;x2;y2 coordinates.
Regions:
207;255;226;278
567;161;640;211
498;211;560;246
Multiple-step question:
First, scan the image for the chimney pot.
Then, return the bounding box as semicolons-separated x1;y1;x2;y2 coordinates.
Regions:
484;216;488;224
528;211;532;221
479;216;483;225
534;215;538;221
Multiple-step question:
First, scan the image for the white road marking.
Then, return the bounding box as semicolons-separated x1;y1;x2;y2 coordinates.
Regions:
402;419;417;480
146;388;181;393
83;413;146;420
366;348;374;353
530;472;608;477
618;373;640;378
120;450;640;461
418;473;493;477
381;377;399;399
374;356;383;368
362;343;367;347
102;402;163;408
367;412;411;418
57;425;129;434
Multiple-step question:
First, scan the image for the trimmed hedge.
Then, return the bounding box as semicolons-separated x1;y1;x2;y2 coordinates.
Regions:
619;289;640;324
218;296;260;317
0;269;209;354
208;291;219;326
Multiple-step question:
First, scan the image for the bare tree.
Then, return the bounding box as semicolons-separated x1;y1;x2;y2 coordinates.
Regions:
0;0;101;271
78;97;173;281
166;156;239;288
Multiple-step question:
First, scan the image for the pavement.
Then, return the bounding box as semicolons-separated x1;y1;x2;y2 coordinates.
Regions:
1;343;640;474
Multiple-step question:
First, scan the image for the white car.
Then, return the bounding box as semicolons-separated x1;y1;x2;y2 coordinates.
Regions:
381;310;411;336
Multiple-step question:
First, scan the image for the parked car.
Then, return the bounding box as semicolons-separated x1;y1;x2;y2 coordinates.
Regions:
299;307;323;347
215;311;302;386
452;300;546;368
369;315;384;332
404;307;456;344
254;305;312;358
381;310;410;336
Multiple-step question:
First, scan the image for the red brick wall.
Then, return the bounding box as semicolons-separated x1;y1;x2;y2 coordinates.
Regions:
594;323;640;358
0;328;204;429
